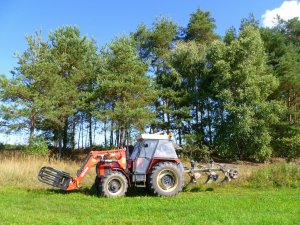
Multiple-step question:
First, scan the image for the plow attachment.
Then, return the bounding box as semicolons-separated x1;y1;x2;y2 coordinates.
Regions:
38;167;72;190
185;161;239;185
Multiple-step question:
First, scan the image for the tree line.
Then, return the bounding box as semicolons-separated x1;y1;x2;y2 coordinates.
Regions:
0;8;299;161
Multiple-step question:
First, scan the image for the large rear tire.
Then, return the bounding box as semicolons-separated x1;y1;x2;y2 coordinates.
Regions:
101;171;128;197
149;162;183;196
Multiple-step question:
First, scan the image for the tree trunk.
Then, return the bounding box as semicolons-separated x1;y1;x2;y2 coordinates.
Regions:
81;116;84;149
88;113;93;147
195;104;199;129
110;120;114;147
71;117;76;150
78;118;82;150
200;102;205;142
178;123;182;146
208;105;212;146
120;126;126;147
116;127;120;147
93;119;97;146
63;117;68;151
29;121;35;144
104;119;107;147
58;128;62;159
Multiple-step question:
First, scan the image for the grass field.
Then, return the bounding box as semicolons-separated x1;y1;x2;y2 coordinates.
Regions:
0;187;299;225
0;153;299;225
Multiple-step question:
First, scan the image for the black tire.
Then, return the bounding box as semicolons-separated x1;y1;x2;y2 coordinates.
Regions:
149;162;184;196
101;171;128;197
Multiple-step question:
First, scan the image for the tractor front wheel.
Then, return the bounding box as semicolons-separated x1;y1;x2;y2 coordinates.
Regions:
149;162;183;196
101;171;128;197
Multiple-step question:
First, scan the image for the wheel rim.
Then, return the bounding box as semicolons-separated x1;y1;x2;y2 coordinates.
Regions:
107;178;123;195
157;169;178;192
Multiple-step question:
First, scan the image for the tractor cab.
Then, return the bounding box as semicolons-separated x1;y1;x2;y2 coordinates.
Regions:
128;133;181;186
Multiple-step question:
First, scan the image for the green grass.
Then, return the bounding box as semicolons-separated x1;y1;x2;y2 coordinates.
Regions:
247;162;300;188
0;155;299;224
0;187;299;225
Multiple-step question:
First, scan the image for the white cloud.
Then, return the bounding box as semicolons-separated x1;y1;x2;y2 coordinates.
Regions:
262;0;300;27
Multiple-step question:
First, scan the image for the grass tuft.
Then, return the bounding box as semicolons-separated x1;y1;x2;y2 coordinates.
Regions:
247;162;300;188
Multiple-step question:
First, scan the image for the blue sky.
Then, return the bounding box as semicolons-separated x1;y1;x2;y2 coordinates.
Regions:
0;0;293;77
1;0;299;144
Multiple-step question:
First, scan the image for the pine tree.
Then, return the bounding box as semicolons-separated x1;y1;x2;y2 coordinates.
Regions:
133;17;180;135
0;32;56;143
96;36;154;146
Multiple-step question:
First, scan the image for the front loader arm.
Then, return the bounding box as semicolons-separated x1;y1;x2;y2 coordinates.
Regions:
38;149;126;191
66;152;101;190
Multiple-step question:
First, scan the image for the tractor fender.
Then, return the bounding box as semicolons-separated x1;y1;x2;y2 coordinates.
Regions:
96;163;131;186
147;158;182;174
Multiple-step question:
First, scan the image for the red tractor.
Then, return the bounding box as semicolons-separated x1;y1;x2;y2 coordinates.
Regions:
38;133;184;197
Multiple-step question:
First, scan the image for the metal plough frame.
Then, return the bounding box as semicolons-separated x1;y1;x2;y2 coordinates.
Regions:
185;160;239;185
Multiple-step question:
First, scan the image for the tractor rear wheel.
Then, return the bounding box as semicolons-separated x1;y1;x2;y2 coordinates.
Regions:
101;171;128;197
149;162;183;196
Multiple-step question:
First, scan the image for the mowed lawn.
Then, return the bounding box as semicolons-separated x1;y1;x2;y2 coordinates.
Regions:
0;187;299;225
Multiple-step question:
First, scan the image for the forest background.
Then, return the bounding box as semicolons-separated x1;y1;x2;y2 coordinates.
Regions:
0;7;299;161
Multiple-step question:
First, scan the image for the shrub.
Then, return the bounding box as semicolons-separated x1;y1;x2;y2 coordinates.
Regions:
25;138;49;156
3;144;26;151
179;144;212;161
0;143;5;151
248;162;300;188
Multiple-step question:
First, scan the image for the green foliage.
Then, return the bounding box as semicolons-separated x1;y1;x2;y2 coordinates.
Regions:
277;134;300;159
261;19;300;159
0;10;299;161
0;32;53;142
1;144;26;151
186;7;219;42
180;144;212;161
0;143;4;151
208;25;283;161
25;138;48;156
248;163;300;188
96;36;155;145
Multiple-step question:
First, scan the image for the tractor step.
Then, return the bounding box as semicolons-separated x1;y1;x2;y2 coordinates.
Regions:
38;166;72;190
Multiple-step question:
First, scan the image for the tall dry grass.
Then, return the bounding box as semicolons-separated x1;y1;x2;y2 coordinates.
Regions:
1;152;298;190
0;153;96;189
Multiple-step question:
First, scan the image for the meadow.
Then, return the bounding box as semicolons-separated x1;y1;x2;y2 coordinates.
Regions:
0;153;299;225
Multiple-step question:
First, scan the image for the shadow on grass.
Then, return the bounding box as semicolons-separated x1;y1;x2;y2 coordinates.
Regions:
183;184;215;193
34;185;153;198
29;183;215;197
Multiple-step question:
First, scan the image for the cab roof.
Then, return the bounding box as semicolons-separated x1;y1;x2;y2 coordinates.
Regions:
137;132;172;141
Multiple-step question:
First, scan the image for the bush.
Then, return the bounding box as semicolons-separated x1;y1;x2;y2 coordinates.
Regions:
248;162;300;188
179;144;212;161
2;144;26;151
0;143;5;151
277;134;300;159
25;138;49;156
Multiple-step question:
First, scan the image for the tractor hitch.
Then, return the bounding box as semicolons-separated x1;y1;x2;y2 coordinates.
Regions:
38;167;72;190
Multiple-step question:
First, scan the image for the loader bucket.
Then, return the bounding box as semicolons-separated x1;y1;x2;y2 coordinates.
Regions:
38;166;72;190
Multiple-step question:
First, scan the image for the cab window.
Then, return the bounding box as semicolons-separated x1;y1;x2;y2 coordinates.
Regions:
153;140;178;158
139;140;157;158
